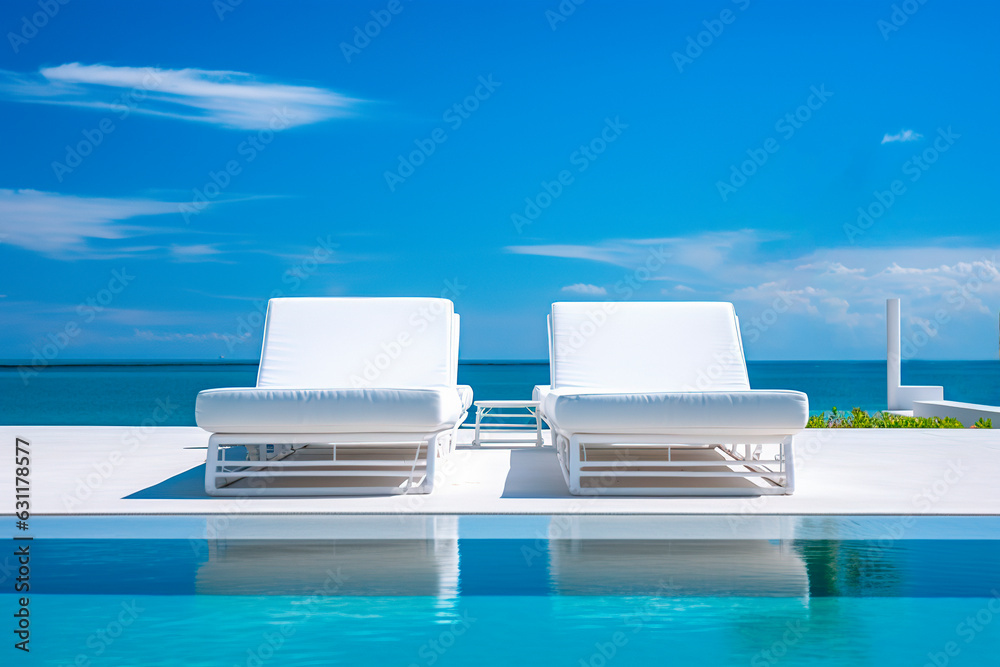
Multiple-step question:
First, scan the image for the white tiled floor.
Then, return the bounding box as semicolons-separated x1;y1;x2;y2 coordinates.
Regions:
4;426;999;516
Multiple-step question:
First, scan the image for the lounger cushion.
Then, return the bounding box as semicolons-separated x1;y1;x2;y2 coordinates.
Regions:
196;386;465;434
457;385;474;412
542;388;809;435
257;297;456;389
532;384;551;404
550;302;751;391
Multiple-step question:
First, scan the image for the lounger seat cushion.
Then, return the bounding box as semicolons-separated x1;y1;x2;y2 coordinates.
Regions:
197;386;465;434
542;388;809;435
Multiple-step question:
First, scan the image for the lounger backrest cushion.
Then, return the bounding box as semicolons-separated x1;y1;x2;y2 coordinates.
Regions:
451;314;461;385
549;301;750;391
257;297;455;388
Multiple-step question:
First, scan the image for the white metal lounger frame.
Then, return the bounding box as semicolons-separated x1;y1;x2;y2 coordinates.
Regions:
204;309;467;497
205;425;462;496
542;313;796;496
551;431;794;496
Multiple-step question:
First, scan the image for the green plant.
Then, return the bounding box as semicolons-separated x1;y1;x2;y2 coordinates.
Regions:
807;407;966;429
974;417;993;429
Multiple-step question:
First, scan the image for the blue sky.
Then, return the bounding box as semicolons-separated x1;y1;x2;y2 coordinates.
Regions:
1;0;998;361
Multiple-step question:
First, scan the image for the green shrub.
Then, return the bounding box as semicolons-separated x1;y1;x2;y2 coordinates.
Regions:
807;407;966;428
974;417;993;429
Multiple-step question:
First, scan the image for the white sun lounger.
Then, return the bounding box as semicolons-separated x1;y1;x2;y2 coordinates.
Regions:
198;297;471;496
534;301;808;496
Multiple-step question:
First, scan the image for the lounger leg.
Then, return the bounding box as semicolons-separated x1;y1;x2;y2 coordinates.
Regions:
205;435;220;496
420;433;437;494
473;405;483;447
783;436;796;495
567;434;582;495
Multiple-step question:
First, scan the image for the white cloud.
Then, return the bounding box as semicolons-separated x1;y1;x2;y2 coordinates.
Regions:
820;296;861;326
0;189;179;257
510;229;1000;355
881;129;923;144
561;283;607;296
0;63;359;130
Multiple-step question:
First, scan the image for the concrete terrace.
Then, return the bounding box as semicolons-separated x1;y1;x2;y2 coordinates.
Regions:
5;426;1000;521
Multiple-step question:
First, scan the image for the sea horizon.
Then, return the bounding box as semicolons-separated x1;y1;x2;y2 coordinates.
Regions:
4;359;998;427
4;357;1000;365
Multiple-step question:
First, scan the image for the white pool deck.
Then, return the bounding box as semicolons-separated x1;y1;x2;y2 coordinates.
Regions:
4;426;999;522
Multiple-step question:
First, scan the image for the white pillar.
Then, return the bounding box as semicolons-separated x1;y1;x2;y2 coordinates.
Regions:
887;298;900;409
886;297;943;411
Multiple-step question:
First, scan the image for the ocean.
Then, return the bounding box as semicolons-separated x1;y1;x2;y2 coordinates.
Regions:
1;360;998;426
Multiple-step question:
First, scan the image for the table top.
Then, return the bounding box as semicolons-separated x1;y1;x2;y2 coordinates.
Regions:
474;399;539;407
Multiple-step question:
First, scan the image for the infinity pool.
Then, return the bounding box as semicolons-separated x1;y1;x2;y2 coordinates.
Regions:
11;537;1000;666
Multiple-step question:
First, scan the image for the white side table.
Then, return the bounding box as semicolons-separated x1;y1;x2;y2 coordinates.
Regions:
472;400;544;447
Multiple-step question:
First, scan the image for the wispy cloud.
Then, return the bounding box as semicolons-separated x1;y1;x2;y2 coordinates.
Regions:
881;129;923;144
0;63;359;130
133;329;235;343
561;283;607;296
507;230;765;271
168;243;233;263
0;189;179;257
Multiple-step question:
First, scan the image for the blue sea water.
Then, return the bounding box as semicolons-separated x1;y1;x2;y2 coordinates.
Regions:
8;538;1000;666
1;360;998;425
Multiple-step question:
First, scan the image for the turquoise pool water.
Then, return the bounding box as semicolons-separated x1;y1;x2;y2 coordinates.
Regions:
18;595;1000;666
2;360;999;425
10;538;1000;666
